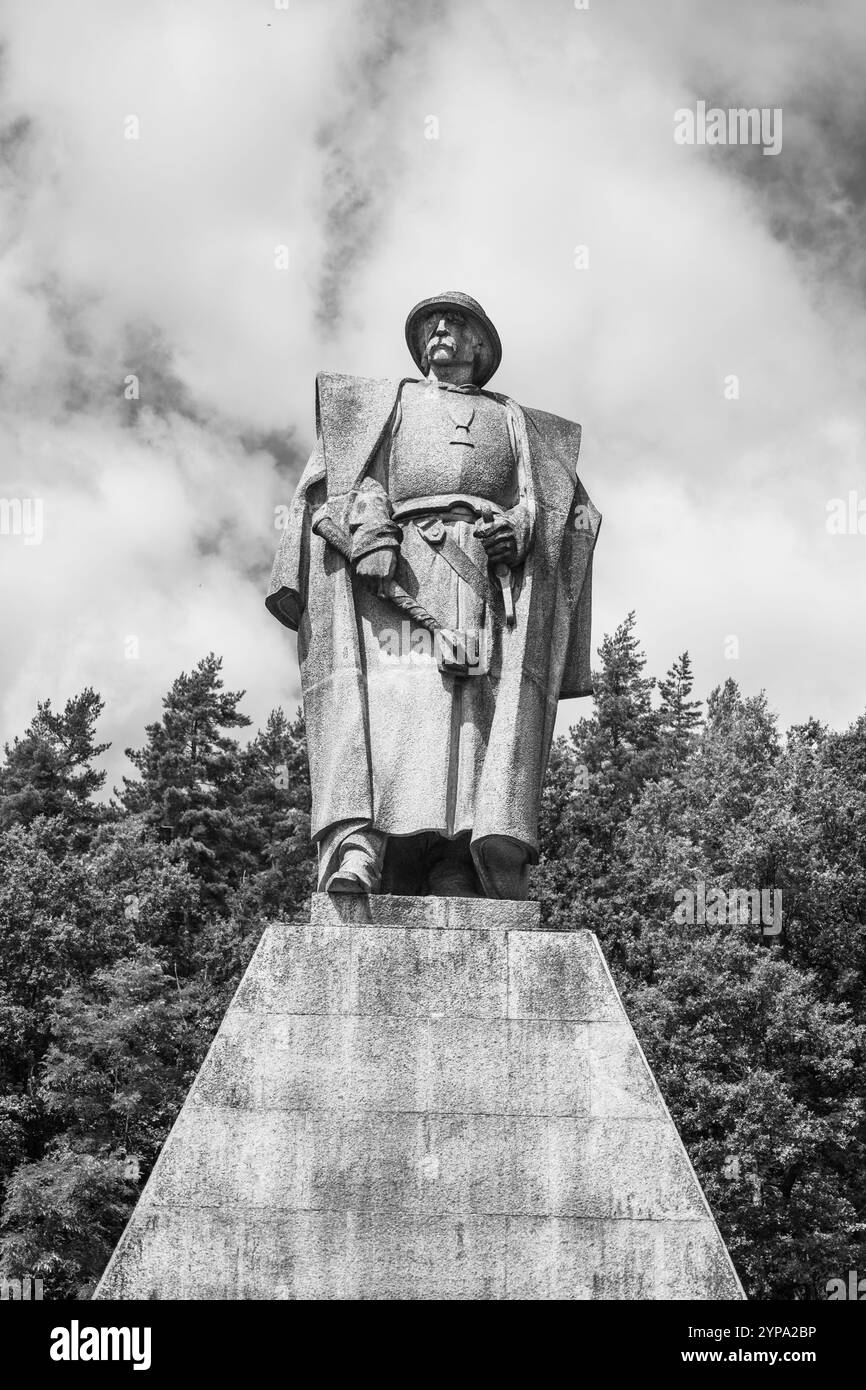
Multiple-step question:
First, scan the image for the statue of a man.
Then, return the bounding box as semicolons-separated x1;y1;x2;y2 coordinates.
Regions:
267;292;600;899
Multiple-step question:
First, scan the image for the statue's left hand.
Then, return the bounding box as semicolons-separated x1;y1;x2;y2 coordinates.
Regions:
475;509;519;567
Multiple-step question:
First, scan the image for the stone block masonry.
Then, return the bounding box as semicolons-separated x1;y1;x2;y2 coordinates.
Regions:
95;895;744;1300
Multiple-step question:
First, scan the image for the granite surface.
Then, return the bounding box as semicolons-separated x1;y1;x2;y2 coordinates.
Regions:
95;896;744;1301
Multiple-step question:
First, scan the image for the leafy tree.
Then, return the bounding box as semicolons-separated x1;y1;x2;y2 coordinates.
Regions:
39;950;201;1162
536;622;866;1297
0;1148;135;1299
626;934;865;1299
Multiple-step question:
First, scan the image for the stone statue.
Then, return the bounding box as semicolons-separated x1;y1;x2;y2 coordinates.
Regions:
266;292;600;899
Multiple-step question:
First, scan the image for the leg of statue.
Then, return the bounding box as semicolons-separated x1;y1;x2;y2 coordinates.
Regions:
426;832;484;898
380;832;431;896
473;835;531;901
319;821;386;894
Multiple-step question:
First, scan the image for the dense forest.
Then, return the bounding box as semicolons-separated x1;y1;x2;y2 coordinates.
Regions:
0;614;863;1299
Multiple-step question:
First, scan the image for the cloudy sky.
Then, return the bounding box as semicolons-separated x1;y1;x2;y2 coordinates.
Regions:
1;0;865;789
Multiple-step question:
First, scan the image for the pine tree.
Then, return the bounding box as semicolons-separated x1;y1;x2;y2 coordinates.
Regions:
0;666;318;1298
235;708;315;915
658;650;702;770
120;655;256;909
536;613;662;935
0;690;109;842
591;611;659;758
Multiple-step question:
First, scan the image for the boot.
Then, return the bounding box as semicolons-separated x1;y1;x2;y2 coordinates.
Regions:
325;847;380;894
427;835;483;898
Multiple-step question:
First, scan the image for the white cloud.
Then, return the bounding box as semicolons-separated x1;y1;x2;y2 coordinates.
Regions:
2;0;866;787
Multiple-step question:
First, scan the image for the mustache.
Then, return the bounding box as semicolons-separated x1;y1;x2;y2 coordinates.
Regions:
427;334;457;350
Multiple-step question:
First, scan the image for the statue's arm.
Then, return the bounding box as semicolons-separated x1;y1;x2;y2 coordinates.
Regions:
347;477;401;562
499;402;537;565
347;478;402;594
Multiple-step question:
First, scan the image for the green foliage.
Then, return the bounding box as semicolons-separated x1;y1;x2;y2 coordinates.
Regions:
0;690;109;843
0;1148;136;1299
40;949;201;1162
535;623;866;1300
0;631;863;1300
658;650;702;771
0;658;315;1296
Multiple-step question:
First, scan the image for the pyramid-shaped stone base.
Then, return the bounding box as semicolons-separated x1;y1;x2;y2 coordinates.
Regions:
95;895;744;1300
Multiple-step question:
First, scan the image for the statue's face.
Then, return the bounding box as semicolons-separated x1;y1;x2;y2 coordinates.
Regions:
422;311;480;375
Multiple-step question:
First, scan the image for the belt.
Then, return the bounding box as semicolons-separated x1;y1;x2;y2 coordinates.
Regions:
391;494;506;523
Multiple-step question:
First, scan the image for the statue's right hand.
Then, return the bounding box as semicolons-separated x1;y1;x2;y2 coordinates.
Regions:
355;546;397;596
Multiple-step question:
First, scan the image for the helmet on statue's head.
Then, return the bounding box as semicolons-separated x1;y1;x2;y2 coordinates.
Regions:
404;291;502;387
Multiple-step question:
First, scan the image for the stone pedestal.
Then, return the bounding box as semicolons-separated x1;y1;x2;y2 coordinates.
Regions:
95;895;744;1300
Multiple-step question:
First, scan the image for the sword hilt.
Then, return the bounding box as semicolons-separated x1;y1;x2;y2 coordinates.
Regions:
478;504;516;628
